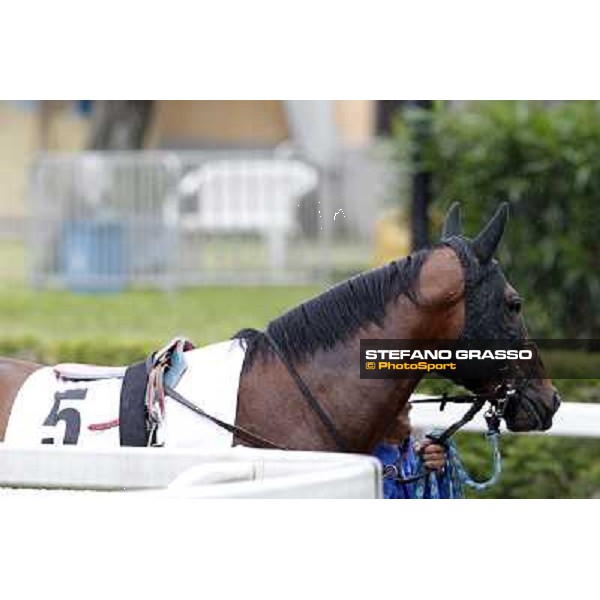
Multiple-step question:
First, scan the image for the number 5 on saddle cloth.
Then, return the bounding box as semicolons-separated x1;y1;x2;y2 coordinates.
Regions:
5;337;245;449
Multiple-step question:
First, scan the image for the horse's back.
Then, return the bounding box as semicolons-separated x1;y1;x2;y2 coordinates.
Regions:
0;358;41;441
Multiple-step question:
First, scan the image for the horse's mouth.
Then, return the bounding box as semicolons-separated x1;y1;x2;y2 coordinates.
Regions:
504;389;560;432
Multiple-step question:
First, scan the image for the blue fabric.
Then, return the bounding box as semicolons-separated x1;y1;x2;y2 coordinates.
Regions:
375;440;419;499
75;100;93;116
374;437;462;499
374;432;502;499
162;338;191;389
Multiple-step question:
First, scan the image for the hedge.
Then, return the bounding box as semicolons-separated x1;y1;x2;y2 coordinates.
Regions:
394;100;600;341
390;101;600;497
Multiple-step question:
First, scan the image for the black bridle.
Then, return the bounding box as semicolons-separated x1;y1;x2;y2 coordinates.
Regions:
263;331;525;456
264;331;539;485
383;384;516;484
160;234;541;477
160;329;531;486
380;355;539;484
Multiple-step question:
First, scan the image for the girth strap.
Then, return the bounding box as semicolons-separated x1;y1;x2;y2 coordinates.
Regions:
263;330;350;453
119;360;151;446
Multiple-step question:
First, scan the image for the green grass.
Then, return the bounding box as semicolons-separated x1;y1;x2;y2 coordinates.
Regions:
0;284;322;347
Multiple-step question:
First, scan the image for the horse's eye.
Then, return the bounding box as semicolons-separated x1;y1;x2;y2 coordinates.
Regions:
508;297;522;313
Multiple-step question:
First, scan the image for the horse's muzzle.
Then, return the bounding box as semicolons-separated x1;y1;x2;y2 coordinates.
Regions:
504;388;560;432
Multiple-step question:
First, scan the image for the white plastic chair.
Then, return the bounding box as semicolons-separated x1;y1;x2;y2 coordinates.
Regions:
176;159;318;275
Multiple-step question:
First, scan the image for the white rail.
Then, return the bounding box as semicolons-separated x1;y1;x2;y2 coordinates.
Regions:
410;396;600;438
0;445;382;499
0;399;595;498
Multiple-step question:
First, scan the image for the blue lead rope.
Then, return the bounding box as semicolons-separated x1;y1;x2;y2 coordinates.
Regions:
445;431;502;493
374;431;502;499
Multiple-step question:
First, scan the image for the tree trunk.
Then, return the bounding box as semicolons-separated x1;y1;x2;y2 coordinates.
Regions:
409;100;433;250
87;101;155;150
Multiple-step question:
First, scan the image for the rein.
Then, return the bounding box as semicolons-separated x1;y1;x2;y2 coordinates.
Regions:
263;332;521;464
384;363;533;486
163;382;288;450
384;387;509;485
263;330;351;452
157;331;523;491
158;330;350;453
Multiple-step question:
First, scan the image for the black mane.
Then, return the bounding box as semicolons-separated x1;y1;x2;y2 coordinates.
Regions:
233;247;432;371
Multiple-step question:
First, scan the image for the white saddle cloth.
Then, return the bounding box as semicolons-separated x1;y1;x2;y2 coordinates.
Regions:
4;340;246;450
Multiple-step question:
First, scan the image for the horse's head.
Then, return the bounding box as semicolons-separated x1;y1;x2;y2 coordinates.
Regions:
430;202;561;432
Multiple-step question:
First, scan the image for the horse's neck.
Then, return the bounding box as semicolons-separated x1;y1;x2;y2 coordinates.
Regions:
273;287;463;451
236;313;423;453
292;329;422;453
237;285;462;453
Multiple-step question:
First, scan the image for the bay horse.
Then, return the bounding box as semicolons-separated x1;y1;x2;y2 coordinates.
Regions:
0;203;560;453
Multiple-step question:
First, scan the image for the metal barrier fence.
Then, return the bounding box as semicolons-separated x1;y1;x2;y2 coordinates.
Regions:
27;150;385;290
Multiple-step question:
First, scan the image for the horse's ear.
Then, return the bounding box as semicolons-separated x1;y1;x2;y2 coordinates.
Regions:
472;202;509;263
441;202;462;239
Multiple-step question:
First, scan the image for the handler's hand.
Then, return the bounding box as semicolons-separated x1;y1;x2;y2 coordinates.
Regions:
415;439;446;472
